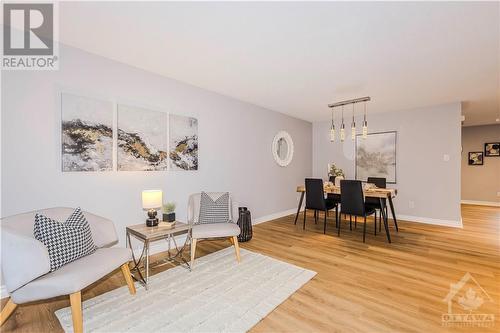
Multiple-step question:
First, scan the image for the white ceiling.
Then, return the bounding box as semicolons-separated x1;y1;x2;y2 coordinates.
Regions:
58;1;499;126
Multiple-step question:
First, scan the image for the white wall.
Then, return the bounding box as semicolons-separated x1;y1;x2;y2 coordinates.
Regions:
461;124;500;205
313;103;462;226
1;45;312;245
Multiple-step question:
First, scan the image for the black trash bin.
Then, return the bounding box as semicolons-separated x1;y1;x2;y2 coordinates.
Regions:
237;207;253;242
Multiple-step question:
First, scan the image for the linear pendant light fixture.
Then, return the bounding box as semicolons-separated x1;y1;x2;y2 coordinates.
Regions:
328;96;370;142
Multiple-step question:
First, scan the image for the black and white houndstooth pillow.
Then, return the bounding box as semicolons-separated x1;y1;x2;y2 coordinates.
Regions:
198;192;230;224
34;207;97;272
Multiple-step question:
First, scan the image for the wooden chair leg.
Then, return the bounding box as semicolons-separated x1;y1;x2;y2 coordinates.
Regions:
349;215;352;231
120;263;136;295
0;298;17;327
191;238;198;268
232;236;241;263
303;208;307;230
69;291;83;333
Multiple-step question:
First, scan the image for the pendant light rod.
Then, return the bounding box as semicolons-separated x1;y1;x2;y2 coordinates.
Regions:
328;96;370;108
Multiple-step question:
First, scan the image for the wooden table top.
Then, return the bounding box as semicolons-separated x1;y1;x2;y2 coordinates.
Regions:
296;184;397;199
126;221;190;241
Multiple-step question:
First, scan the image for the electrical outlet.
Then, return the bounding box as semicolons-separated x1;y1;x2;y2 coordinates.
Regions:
409;201;415;209
443;154;450;162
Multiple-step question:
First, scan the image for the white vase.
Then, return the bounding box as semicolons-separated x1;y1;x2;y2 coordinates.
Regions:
334;176;344;187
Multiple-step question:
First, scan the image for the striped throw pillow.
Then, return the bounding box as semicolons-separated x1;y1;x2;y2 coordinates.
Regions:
198;192;230;224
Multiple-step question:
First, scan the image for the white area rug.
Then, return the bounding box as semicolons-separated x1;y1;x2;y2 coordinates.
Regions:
55;247;316;332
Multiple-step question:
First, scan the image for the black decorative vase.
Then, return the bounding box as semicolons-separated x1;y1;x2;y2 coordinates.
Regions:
163;212;176;222
237;207;252;242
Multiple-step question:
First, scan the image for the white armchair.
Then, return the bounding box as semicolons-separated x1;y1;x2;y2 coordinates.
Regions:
0;207;136;333
188;193;241;267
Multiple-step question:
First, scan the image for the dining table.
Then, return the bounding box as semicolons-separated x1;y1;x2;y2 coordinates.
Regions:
295;184;398;242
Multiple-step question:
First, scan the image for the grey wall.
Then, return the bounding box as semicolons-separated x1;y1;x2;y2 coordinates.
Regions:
1;45;312;246
461;124;500;204
313;103;462;225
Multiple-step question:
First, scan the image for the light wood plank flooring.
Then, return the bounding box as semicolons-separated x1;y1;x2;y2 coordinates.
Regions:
1;204;499;332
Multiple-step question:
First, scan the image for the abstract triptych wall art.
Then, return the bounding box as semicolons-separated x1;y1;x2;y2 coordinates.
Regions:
60;92;198;172
169;115;198;171
61;93;113;172
117;105;169;171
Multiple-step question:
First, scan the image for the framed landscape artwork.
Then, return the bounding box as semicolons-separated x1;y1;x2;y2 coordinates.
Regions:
468;152;484;165
61;93;113;172
484;142;499;157
356;131;397;183
169;114;198;170
117;105;169;171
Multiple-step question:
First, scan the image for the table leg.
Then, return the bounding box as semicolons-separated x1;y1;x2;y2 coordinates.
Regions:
145;240;149;289
295;192;305;225
379;198;392;243
388;196;399;232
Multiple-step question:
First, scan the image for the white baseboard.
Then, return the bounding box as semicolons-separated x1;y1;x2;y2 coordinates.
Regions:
397;214;463;228
0;285;7;299
461;200;500;207
253;208;300;225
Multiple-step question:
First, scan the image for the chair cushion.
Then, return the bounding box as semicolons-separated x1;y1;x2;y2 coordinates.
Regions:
10;247;131;304
192;222;240;239
34;207;97;272
198;192;230;224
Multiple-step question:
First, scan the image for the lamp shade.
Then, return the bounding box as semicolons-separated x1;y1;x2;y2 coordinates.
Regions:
142;190;162;210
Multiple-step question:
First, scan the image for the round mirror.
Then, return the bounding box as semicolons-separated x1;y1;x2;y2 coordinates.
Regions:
272;131;294;167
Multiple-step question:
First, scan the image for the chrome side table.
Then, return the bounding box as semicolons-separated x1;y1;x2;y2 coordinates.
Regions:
126;221;191;290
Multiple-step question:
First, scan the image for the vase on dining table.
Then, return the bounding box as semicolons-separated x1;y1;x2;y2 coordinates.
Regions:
334;175;344;187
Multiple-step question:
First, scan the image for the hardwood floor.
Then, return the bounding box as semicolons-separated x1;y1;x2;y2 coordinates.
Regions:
1;204;499;332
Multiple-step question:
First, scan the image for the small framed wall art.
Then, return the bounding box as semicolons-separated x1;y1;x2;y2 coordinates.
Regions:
468;152;484;165
484;142;499;157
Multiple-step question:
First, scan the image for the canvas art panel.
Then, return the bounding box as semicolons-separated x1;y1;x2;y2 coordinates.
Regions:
468;152;484;165
484;142;499;157
169;115;198;170
117;105;168;171
61;93;113;172
356;131;397;183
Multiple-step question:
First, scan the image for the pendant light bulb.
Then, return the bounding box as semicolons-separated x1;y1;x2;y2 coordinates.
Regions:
340;106;345;142
330;108;335;142
351;103;356;141
362;102;368;139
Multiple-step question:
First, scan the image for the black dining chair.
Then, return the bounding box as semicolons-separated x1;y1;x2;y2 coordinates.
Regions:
304;178;338;234
365;177;387;232
338;180;377;242
327;176;342;226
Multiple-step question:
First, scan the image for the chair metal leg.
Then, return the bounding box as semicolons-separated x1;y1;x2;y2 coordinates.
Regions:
314;210;318;224
338;210;342;236
349;215;352;231
379;210;382;232
0;298;17;327
323;209;327;234
335;205;339;228
363;216;367;243
374;211;377;236
303;208;307;230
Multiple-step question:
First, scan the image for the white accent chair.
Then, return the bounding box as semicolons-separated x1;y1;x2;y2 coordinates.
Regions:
188;193;242;267
0;207;136;333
